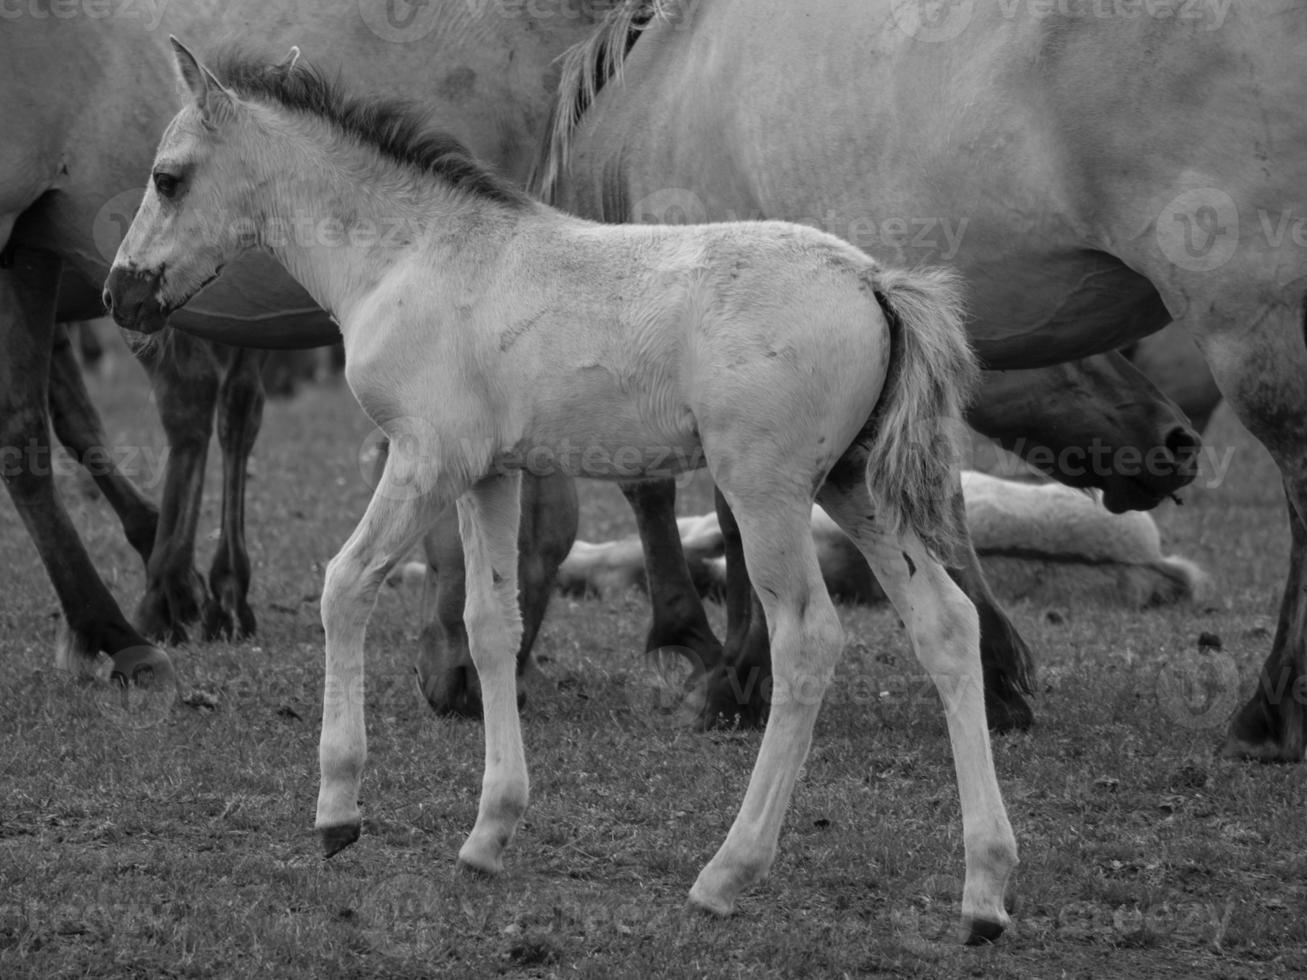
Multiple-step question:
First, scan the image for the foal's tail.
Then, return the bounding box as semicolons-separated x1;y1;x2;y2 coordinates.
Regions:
863;266;979;562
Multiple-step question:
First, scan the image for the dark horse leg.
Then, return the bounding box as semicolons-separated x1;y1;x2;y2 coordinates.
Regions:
47;322;159;563
640;482;1036;732
416;471;578;716
133;329;218;643
0;245;172;686
617;478;725;672
202;345;267;640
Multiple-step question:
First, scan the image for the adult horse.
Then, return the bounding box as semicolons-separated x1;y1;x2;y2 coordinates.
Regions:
106;42;1015;939
0;0;617;681
534;0;1307;760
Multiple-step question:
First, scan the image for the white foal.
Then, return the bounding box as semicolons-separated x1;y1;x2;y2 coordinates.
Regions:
105;42;1017;942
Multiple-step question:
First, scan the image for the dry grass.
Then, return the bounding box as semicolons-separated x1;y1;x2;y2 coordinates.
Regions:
1;346;1305;979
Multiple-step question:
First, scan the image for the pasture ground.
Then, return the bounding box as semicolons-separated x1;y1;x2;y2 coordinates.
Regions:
1;345;1305;979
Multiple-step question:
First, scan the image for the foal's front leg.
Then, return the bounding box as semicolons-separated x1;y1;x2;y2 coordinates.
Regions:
316;453;450;856
455;472;529;874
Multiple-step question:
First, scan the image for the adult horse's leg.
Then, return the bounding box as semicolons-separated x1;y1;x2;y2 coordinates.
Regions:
1200;309;1307;761
620;478;724;670
698;486;769;728
701;486;1035;733
202;345;267;640
0;245;172;687
815;472;1016;941
416;471;578;716
47;321;159;563
318;449;452;855
456;472;530;873
133;330;218;643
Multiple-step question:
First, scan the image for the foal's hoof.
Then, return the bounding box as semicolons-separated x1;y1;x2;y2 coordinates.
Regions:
686;881;736;917
1220;698;1305;763
962;916;1006;946
320;822;361;858
109;645;178;692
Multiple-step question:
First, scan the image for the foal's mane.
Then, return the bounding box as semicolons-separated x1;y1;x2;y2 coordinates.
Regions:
210;48;529;209
528;0;678;203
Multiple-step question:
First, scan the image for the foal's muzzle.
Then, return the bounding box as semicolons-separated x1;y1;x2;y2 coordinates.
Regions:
103;265;169;334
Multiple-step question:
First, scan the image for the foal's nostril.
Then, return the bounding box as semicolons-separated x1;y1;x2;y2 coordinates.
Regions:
1163;425;1202;473
101;287;113;312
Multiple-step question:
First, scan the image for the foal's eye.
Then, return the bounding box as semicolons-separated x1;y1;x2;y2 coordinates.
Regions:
153;172;181;199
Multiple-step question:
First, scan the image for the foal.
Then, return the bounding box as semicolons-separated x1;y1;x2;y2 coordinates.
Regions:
105;43;1017;941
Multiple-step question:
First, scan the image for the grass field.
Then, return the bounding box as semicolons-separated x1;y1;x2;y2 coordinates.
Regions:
2;346;1305;979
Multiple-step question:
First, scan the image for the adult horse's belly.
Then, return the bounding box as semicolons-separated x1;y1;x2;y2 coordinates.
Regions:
958;249;1172;370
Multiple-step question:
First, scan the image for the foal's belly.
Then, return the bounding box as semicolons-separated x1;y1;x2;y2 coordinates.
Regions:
500;418;703;482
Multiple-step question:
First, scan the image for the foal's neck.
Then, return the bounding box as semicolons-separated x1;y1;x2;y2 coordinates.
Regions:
251;114;525;327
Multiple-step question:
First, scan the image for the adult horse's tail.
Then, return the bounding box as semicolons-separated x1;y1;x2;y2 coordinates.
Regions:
864;266;979;561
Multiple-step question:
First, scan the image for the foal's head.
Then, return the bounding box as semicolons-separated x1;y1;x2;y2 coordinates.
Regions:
104;39;297;333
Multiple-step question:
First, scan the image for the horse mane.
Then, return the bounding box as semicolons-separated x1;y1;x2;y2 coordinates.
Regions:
528;0;676;203
209;48;529;210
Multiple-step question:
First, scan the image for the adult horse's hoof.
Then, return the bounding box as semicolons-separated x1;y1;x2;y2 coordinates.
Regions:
109;644;177;692
962;916;1006;946
134;570;205;644
320;822;361;858
201;595;257;642
695;665;768;731
1220;696;1306;763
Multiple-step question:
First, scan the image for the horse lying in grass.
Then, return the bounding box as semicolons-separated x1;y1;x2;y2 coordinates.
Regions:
105;43;1017;941
536;0;1307;761
548;472;1207;608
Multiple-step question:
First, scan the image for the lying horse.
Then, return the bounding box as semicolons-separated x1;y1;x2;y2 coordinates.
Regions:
535;0;1307;761
555;472;1208;608
106;44;1016;941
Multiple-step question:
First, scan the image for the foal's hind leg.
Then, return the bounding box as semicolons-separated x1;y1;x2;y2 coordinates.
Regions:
203;345;267;640
688;482;844;914
455;472;530;874
317;451;452;855
48;322;158;563
817;476;1017;943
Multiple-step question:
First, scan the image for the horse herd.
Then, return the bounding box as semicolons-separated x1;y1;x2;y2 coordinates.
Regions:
7;0;1307;946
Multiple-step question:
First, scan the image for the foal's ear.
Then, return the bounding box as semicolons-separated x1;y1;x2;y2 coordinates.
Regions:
169;36;235;126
